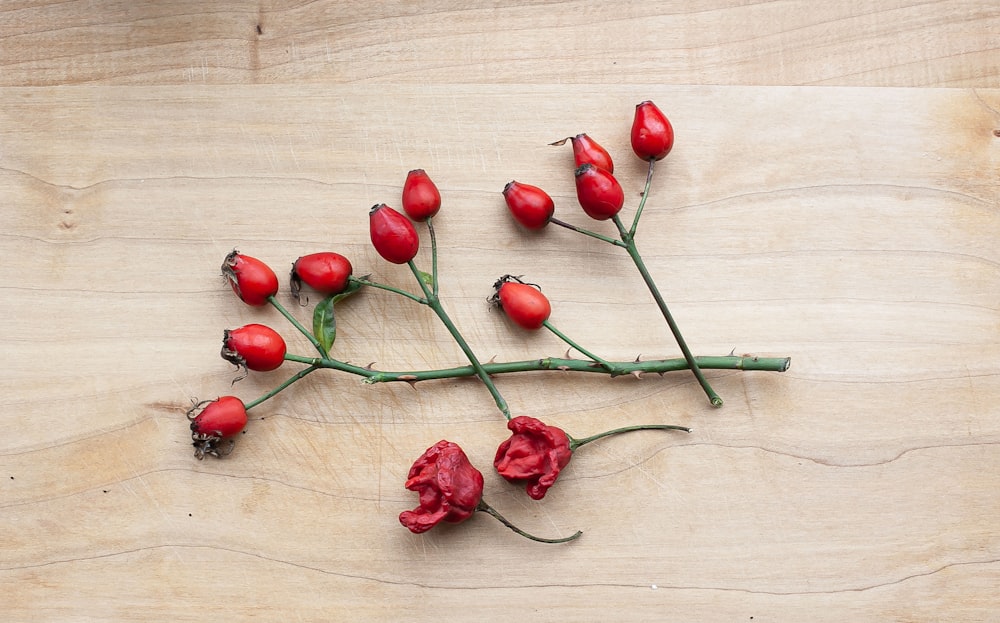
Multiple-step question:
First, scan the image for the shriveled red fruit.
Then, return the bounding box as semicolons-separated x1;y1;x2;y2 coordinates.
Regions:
398;440;484;534
630;100;674;161
222;323;286;376
491;275;551;330
574;163;624;221
369;204;419;264
187;396;248;459
401;169;441;221
221;250;279;306
552;133;614;173
502;181;555;230
290;252;353;300
494;416;573;500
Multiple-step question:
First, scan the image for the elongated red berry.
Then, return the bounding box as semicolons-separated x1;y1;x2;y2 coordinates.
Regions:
631;100;674;161
222;250;279;306
557;133;613;173
291;252;353;299
401;169;441;222
369;204;419;264
491;275;551;330
502;181;555;230
187;396;248;459
222;323;286;374
574;163;624;221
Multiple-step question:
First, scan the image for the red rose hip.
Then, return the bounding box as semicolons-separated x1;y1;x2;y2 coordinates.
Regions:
401;169;441;222
574;163;624;221
561;133;614;173
290;252;353;299
369;204;419;264
502;181;555;230
222;323;286;374
491;275;551;330
630;100;674;161
222;250;279;306
494;416;573;500
399;440;484;534
187;396;249;459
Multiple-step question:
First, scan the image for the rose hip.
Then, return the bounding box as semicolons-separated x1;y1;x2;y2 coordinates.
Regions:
490;275;551;330
401;169;441;222
494;416;573;500
631;100;674;161
222;323;286;374
555;133;614;173
369;204;419;264
399;440;484;534
187;396;248;459
222;250;279;306
502;181;555;230
290;252;353;300
574;163;624;221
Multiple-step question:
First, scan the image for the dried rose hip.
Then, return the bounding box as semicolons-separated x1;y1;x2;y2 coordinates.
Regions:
490;275;551;330
290;252;353;300
399;440;484;534
401;169;442;222
494;416;573;500
502;181;555;230
222;250;279;306
221;323;286;375
631;100;674;161
369;204;419;264
574;163;624;221
188;396;248;459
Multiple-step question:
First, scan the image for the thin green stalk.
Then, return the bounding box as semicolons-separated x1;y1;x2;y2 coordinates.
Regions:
476;500;582;544
267;295;327;357
549;217;627;247
280;352;790;382
408;261;511;420
568;423;690;452
612;215;723;407
243;364;320;412
427;216;439;296
541;319;618;374
349;276;425;305
629;159;655;237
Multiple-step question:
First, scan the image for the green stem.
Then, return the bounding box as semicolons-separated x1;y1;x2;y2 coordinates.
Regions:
349;276;425;305
549;217;626;247
476;500;582;544
244;364;320;412
629;159;655;237
267;295;327;358
280;352;790;382
407;261;511;420
427;216;439;297
568;423;690;452
612;215;723;408
541;319;618;374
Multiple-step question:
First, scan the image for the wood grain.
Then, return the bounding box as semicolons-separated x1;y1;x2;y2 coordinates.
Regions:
2;83;998;621
1;1;997;88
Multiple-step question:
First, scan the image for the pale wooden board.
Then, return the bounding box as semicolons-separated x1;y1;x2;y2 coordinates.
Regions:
1;0;998;88
1;84;998;620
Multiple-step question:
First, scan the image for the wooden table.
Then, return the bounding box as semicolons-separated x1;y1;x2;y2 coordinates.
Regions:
3;3;998;621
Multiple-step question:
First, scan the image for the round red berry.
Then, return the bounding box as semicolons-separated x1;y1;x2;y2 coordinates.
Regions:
401;169;441;222
369;204;419;264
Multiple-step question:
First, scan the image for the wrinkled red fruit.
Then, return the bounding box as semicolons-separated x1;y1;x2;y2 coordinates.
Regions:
502;181;555;230
491;275;551;330
222;323;286;375
574;163;624;221
494;416;573;500
290;252;353;300
399;440;484;534
369;204;419;264
401;169;442;222
188;396;248;459
222;250;279;306
631;100;674;162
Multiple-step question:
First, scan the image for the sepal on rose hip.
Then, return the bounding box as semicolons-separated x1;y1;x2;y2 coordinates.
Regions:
187;396;248;460
222;250;279;306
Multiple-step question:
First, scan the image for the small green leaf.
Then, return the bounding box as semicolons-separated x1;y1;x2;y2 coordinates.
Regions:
311;280;365;355
417;270;434;287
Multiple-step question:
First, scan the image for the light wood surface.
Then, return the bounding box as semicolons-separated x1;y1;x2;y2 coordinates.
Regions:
2;3;999;622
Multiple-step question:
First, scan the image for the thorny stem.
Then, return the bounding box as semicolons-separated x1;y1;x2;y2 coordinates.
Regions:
541;319;617;374
408;260;512;420
280;352;790;382
629;159;655;238
476;500;582;544
243;364;320;412
612;214;723;408
549;217;626;248
268;295;327;358
568;424;690;452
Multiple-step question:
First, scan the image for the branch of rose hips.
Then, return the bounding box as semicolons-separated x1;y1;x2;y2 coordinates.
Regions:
475;500;582;544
